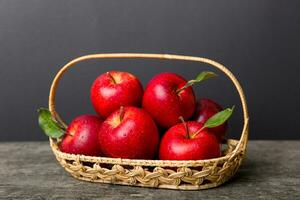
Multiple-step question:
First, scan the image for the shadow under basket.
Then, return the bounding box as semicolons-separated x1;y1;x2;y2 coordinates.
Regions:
48;53;249;190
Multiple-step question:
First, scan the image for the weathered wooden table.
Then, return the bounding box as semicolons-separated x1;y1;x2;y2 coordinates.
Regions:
0;141;299;199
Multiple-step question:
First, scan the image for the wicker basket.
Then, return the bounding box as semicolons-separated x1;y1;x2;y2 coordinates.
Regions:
48;53;249;190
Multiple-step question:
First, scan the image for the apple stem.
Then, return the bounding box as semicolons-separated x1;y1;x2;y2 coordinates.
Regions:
107;72;116;84
68;132;74;136
179;116;190;139
119;106;125;121
192;127;205;138
64;131;74;137
176;84;190;94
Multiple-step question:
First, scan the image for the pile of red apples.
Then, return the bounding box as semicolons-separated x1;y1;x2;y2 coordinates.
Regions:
49;71;234;160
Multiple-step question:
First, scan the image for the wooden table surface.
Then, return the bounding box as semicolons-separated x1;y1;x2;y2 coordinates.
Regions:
0;141;299;200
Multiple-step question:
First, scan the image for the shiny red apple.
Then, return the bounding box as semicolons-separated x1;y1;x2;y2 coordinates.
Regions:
98;106;159;159
159;121;221;160
59;115;103;156
142;73;196;128
194;98;227;141
90;71;143;118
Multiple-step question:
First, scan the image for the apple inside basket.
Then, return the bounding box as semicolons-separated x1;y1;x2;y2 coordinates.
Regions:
39;53;249;190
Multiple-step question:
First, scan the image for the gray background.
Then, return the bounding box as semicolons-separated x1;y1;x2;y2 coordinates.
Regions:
0;0;299;141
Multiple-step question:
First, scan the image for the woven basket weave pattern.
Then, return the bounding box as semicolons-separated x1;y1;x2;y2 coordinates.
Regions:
48;53;249;190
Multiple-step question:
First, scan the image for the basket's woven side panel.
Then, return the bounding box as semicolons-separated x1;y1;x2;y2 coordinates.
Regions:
51;139;245;190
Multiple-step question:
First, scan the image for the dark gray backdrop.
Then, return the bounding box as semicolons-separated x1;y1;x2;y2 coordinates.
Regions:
0;0;299;141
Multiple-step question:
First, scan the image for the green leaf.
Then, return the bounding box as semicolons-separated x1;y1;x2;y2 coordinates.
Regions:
38;108;65;138
203;106;235;129
176;71;218;93
186;71;218;87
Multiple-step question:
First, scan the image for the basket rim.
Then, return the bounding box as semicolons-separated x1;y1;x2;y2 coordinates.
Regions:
50;137;245;167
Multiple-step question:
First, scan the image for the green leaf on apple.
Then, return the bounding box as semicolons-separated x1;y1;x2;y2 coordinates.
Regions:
187;71;218;86
176;71;217;93
38;108;65;138
203;106;235;129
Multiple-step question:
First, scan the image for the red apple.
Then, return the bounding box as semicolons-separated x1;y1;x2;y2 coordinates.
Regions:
90;71;143;118
98;106;159;159
59;115;103;156
159;121;221;160
194;98;227;141
142;73;196;128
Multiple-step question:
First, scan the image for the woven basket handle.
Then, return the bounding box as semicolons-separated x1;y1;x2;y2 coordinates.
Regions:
49;53;249;153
